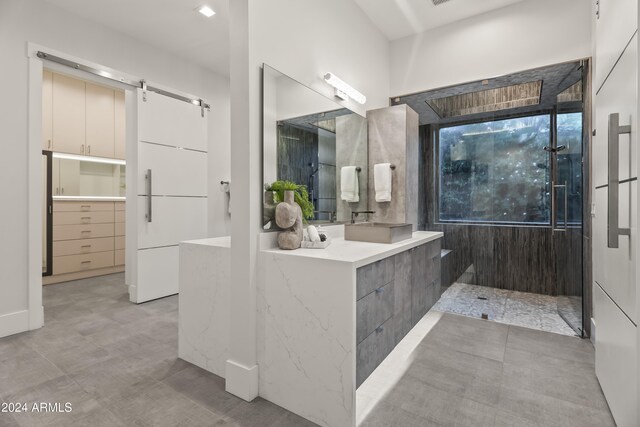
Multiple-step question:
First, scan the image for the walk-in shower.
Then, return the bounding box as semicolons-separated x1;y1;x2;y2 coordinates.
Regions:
394;59;589;336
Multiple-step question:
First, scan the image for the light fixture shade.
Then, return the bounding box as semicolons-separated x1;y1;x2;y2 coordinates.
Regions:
323;73;366;104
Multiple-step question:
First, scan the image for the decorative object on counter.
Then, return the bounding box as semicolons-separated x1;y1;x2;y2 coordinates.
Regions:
306;225;321;242
221;180;231;215
268;180;314;221
374;163;394;202
263;188;278;227
302;225;331;249
276;190;303;250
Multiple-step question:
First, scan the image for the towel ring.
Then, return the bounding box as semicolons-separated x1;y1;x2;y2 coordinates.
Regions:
220;180;229;185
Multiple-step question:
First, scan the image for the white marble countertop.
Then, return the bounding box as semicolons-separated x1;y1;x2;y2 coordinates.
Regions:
261;231;443;268
181;236;231;248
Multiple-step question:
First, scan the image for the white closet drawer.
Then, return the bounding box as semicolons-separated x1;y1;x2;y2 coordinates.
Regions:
53;223;114;241
53;201;115;212
115;249;125;266
53;251;115;275
54;237;115;256
54;211;115;226
115;222;125;236
115;211;125;223
115;236;125;250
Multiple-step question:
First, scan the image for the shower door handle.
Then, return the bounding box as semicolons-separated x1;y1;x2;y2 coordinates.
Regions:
553;183;567;233
145;169;152;223
607;113;631;248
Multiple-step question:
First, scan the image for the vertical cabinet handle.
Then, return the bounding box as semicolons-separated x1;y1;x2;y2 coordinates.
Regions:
608;113;631;248
81;144;84;154
88;145;91;154
145;169;152;223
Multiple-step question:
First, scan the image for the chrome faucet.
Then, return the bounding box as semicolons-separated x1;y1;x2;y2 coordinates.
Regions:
351;210;375;224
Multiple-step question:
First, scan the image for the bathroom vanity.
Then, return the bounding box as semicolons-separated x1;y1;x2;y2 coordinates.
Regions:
178;228;443;427
258;229;443;427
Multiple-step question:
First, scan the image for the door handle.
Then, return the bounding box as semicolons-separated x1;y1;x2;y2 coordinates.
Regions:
607;113;631;248
145;169;152;223
553;183;567;233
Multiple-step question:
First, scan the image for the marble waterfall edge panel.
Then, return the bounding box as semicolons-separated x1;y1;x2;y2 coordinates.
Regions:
258;253;356;427
178;238;231;378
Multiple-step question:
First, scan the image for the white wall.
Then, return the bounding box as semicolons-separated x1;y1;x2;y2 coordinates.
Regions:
389;0;592;96
0;0;230;334
227;0;390;400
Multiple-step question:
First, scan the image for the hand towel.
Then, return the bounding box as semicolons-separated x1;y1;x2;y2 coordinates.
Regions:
340;166;359;203
374;163;392;202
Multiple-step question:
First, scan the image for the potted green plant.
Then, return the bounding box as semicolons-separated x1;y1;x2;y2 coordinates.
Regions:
267;180;315;221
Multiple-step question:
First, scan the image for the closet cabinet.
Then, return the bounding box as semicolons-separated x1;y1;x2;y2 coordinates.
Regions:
114;91;126;159
52;73;86;155
42;70;53;150
46;201;125;284
43;71;125;158
86;83;115;158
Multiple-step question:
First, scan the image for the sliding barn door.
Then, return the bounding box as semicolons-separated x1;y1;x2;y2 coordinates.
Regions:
130;89;208;303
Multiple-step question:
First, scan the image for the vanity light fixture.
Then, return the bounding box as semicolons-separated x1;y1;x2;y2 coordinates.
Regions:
197;5;216;18
323;73;367;104
52;152;126;166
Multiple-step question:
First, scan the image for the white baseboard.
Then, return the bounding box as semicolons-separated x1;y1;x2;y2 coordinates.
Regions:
0;310;30;338
225;359;259;402
128;284;137;303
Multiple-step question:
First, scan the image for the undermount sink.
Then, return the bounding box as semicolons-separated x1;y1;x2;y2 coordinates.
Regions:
344;222;413;244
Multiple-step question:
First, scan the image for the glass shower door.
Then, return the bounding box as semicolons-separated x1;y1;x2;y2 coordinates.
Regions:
554;112;584;336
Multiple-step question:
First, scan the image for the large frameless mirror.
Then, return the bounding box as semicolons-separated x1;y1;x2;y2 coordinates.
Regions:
262;64;368;230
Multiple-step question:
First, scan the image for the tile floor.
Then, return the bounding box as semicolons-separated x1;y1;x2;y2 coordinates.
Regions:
0;274;314;427
432;283;577;336
359;311;614;427
0;274;613;427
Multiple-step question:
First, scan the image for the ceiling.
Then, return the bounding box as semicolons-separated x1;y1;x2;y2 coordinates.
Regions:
42;0;230;77
394;61;583;126
353;0;528;40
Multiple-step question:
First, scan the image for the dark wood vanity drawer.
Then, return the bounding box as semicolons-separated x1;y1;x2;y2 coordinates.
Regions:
356;316;395;388
425;238;442;260
356;281;394;344
356;256;395;300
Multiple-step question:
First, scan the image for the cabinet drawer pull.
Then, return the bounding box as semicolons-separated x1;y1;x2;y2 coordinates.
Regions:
375;287;385;295
375;326;384;333
81;261;91;264
81;205;91;211
81;245;92;249
81;231;91;236
81;217;91;223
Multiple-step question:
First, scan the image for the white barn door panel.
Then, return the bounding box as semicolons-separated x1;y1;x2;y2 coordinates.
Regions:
131;88;208;303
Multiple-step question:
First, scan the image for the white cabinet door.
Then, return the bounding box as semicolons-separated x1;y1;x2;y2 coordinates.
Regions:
85;82;115;158
594;0;637;91
594;284;637;427
130;88;208;303
594;35;638;188
42;70;53;150
593;34;638;324
52;73;86;155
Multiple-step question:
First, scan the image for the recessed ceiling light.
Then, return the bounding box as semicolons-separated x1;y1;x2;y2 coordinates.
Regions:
198;6;216;18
